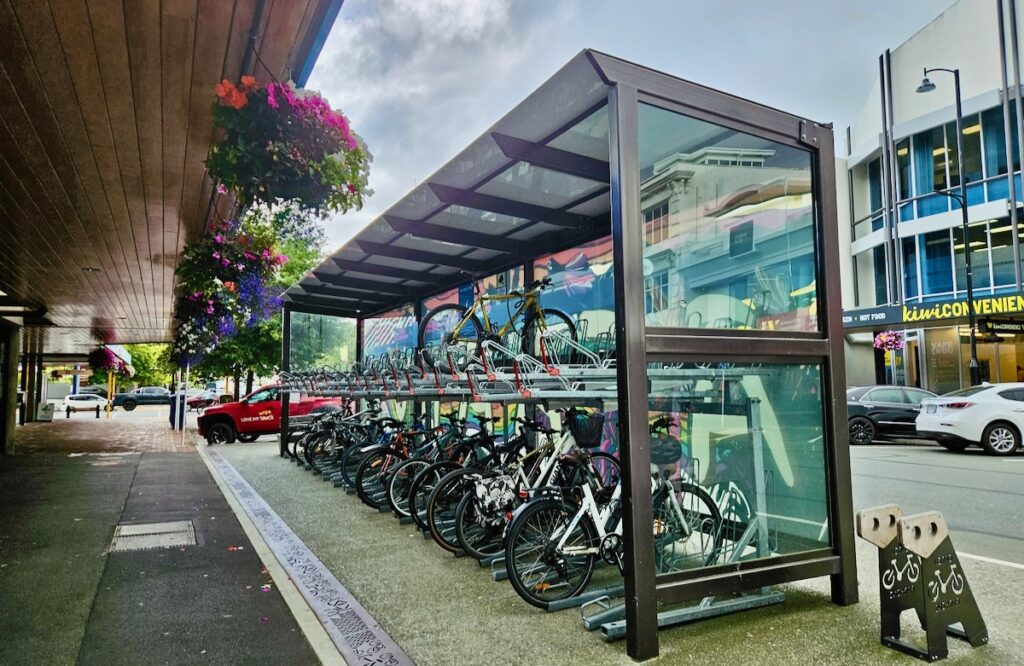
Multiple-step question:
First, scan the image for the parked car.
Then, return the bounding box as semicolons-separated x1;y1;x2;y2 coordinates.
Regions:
187;389;219;412
60;394;108;412
916;383;1024;456
847;385;938;445
196;384;339;444
111;386;171;411
78;385;108;399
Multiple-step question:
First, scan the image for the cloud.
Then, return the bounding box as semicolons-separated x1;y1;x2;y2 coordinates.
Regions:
307;0;582;253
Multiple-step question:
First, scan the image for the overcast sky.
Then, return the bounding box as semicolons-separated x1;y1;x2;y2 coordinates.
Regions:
306;0;957;253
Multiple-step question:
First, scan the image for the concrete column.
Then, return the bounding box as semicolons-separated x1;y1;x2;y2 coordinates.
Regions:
23;351;35;424
1;324;19;455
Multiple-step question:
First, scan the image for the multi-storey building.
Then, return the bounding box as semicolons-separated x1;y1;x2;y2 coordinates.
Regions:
841;0;1024;392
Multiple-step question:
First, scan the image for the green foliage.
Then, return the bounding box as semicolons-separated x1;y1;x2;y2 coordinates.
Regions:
289;312;357;369
124;344;173;387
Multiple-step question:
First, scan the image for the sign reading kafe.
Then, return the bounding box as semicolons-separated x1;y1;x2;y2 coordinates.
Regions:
844;293;1024;329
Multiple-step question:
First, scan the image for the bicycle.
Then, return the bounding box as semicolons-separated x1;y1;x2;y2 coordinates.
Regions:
417;276;577;367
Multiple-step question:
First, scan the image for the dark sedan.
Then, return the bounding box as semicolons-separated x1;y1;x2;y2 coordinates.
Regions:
847;385;938;445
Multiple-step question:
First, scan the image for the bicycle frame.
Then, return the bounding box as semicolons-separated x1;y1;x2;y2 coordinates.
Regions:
450;289;546;342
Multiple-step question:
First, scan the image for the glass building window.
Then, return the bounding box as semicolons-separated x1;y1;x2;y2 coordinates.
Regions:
914;126;949;216
868;158;884;231
902;237;918;300
953;223;991;291
637;103;817;332
920;230;953;296
960;116;983;185
645;272;669;314
644;201;670;246
895;139;911;200
989;219;1016;287
874;245;888;305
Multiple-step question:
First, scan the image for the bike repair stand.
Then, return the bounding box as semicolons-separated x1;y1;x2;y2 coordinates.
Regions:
856;505;987;661
583;398;784;639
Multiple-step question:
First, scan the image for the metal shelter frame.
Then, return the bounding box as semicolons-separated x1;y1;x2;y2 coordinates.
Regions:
280;49;857;660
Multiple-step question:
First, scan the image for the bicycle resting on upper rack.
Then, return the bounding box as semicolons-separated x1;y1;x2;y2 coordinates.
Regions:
502;415;725;609
417;272;577;369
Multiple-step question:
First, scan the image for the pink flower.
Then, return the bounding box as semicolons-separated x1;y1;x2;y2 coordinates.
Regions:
347;183;357;194
266;82;279;109
216;183;228;195
212;251;220;259
206;306;214;314
237;263;245;270
214;234;224;244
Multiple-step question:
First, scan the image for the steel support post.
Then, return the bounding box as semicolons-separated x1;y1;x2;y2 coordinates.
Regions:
997;0;1023;289
280;304;292;457
813;122;860;604
608;83;658;661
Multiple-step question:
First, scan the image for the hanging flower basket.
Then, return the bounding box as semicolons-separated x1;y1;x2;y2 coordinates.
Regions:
88;347;135;377
205;76;371;215
873;330;905;352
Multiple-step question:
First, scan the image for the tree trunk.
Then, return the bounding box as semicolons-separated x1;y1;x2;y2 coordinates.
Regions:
245;369;254;395
232;370;241;401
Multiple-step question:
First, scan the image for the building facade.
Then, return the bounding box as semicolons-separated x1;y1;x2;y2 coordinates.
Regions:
841;0;1024;392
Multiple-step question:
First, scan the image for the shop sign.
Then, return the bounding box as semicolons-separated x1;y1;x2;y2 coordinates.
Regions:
729;220;754;257
978;318;1024;334
844;293;1024;329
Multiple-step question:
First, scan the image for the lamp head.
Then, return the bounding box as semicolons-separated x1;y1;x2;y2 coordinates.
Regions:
916;76;936;94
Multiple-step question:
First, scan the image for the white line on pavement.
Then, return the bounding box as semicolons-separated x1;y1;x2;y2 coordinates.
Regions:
958;552;1024;570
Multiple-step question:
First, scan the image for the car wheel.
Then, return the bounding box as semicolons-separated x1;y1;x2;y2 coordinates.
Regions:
236;433;258;443
980;422;1020;456
122;400;137;412
206;422;237;445
849;417;875;445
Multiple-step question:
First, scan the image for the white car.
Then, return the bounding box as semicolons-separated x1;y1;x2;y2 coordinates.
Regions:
60;394;108;413
916;383;1024;456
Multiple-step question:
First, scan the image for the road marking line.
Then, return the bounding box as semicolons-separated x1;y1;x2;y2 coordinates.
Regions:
958;552;1024;570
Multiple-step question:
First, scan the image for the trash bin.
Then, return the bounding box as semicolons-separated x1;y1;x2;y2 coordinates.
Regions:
168;393;186;430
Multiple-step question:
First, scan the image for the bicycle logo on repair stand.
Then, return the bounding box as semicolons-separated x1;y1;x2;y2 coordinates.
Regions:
881;548;921;597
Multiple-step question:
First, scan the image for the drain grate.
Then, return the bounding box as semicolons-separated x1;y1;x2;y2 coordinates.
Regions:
110;520;196;552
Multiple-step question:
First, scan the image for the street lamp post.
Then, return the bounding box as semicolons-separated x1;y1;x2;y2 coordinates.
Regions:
917;67;981;385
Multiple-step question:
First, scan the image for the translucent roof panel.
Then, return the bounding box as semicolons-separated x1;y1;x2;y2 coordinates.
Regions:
548;106;609;160
476;161;606;209
428;205;531;233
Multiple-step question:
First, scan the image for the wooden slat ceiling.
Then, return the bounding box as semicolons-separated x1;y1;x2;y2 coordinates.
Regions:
0;0;338;355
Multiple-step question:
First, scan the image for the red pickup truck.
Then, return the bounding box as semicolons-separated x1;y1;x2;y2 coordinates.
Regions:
197;384;338;445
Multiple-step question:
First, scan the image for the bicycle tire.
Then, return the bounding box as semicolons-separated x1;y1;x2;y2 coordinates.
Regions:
426;468;477;553
418;304;484;368
409;461;462;531
504;497;597;609
387;458;431;517
356;448;405;510
521;308;577;362
454;491;507;560
659;482;725;572
337;440;369;490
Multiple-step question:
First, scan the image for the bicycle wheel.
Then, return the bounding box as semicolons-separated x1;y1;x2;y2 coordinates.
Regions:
409;461;461;531
356;449;404;510
655;482;725;573
426;468;476;553
454;491;507;560
418;304;484;368
337;440;370;490
504;498;597;609
521;308;577;362
560;451;620;500
387;458;430;517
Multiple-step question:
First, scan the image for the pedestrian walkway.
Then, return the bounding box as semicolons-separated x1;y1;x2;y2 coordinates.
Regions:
0;421;319;664
213;441;1024;666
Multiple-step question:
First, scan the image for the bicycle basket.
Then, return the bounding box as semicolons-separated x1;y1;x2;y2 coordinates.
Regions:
567;411;605;449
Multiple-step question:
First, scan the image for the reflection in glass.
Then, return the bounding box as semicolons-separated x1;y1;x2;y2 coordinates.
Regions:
953;223;991;291
289;312;356;369
637;104;818;332
363;305;416;360
646;362;830;576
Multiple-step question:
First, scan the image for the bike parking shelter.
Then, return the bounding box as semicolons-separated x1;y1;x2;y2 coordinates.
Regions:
280;49;857;660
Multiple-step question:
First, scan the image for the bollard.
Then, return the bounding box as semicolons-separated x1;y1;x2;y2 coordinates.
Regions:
856;505;987;661
66;407;71;419
95;405;100;419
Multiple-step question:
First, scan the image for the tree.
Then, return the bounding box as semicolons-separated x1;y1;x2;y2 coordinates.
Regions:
124;344;173;387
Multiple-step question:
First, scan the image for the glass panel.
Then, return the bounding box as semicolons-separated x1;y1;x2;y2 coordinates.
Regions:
647;362;830;578
902;237;919;300
990;219;1016;287
534;235;615;357
362;305;416;360
475;267;525;339
914;127;949;217
868;158;884;232
430;205;531;234
923;327;961;394
289;312;357;369
895;139;912;201
547;106;609;160
953;222;991;291
960;116;983;185
944;121;961;189
638;103;818;332
865;388;906;403
476;161;605;209
920;230;954;296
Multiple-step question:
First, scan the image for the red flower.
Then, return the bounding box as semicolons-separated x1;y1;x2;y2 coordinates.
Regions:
214;79;248;109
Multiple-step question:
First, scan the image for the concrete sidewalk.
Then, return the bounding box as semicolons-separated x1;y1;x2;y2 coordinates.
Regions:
0;432;319;664
216;442;1023;666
